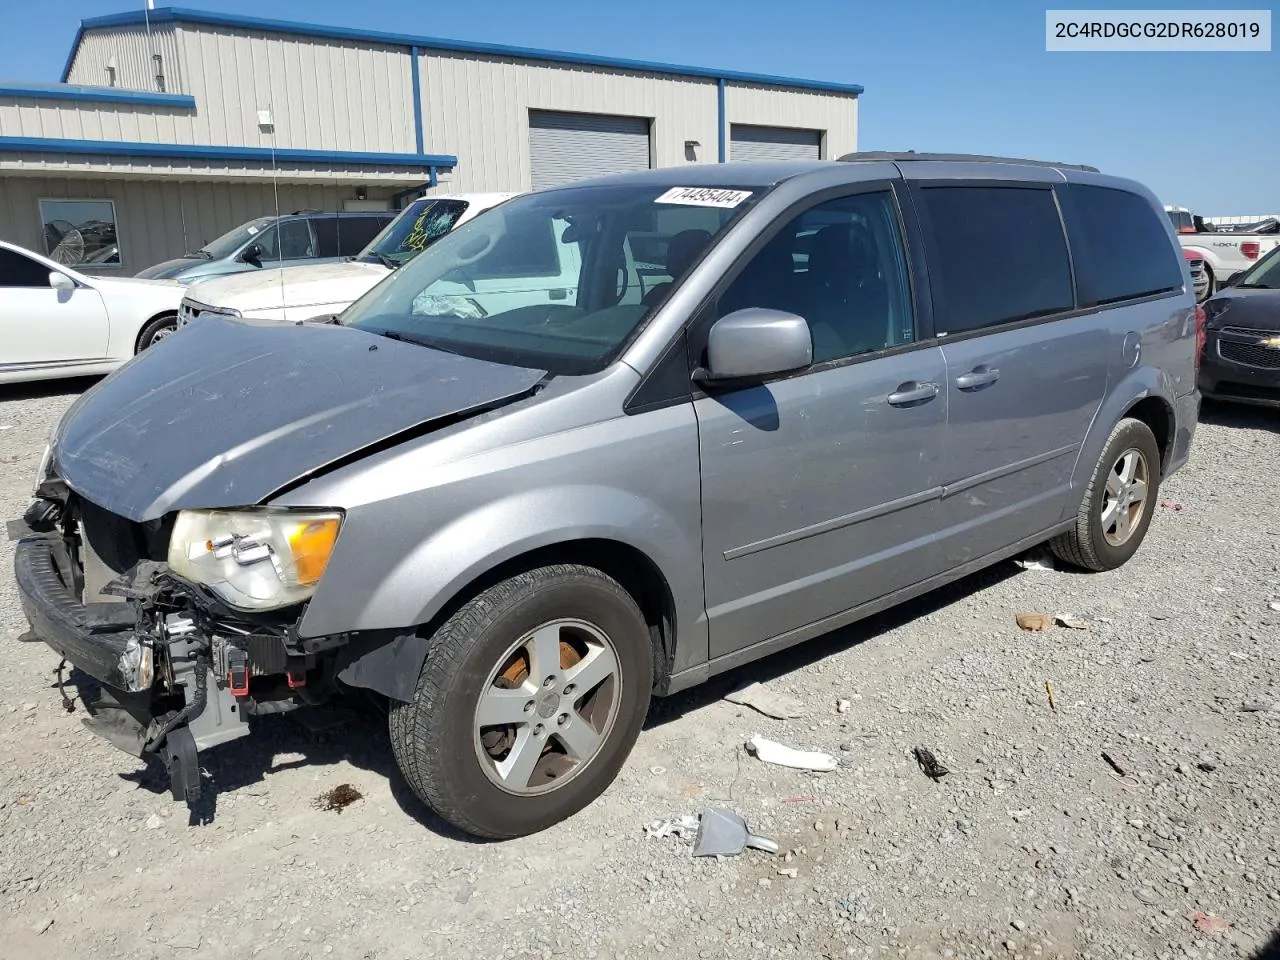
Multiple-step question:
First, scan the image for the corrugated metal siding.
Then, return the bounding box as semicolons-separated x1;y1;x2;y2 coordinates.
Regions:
175;24;416;152
0;98;194;143
725;83;857;160
528;111;650;190
421;52;719;192
730;124;822;162
65;25;183;94
0;175;397;273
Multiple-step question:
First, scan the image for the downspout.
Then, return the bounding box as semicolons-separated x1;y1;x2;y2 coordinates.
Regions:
717;79;726;163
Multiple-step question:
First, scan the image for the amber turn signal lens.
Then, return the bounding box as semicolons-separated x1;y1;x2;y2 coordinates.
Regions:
285;517;341;585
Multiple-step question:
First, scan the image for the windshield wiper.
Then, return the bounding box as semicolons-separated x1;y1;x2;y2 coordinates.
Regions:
1235;282;1272;289
376;329;462;355
373;252;400;270
185;250;214;259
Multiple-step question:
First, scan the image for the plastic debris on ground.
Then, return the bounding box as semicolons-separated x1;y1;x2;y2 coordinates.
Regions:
691;807;779;857
1054;613;1090;630
745;735;838;772
643;814;701;841
1013;547;1055;572
913;746;950;781
723;682;805;720
1188;911;1230;935
1160;500;1185;512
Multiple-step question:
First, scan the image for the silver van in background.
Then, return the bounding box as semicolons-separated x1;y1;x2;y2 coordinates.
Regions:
13;153;1200;840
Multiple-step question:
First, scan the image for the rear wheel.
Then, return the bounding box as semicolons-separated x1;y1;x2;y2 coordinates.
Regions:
389;564;653;839
135;313;178;352
1050;417;1162;572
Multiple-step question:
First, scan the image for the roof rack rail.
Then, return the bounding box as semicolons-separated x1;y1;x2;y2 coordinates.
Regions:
836;151;1100;173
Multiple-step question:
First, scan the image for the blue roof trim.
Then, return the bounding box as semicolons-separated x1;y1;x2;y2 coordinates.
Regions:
0;81;196;108
0;136;456;169
74;7;864;95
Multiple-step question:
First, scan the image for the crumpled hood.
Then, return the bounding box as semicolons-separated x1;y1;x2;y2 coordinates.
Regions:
51;316;547;521
186;260;389;313
1206;288;1280;333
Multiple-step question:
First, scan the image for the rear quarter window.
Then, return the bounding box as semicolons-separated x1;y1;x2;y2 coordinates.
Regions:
1069;185;1183;304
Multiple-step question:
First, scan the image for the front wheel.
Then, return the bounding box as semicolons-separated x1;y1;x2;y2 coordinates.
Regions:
389;564;653;839
135;312;178;352
1050;417;1162;572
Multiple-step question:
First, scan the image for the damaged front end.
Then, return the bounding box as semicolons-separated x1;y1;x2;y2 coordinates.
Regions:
11;488;333;805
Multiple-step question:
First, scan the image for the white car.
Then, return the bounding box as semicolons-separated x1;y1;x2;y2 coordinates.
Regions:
0;241;186;385
178;193;518;327
1166;205;1280;296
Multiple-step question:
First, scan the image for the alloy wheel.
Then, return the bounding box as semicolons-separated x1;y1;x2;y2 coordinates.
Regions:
473;618;622;796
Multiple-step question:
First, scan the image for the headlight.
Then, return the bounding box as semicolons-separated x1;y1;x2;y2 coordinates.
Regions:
167;509;343;611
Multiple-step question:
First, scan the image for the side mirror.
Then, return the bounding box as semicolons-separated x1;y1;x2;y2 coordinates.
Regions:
49;271;75;293
242;242;264;265
693;308;813;384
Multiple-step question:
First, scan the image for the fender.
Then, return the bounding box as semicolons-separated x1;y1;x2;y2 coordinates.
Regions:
300;484;708;699
1062;364;1178;522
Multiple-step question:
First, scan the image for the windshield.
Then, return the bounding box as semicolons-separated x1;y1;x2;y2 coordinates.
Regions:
340;183;760;375
356;198;472;267
199;217;277;259
1235;245;1280;289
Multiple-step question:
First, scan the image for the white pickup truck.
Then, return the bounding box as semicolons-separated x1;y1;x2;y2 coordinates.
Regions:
1165;206;1280;296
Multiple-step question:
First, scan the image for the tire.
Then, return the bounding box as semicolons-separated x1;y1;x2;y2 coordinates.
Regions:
389;564;653;839
1050;417;1162;572
1201;264;1215;299
135;313;178;352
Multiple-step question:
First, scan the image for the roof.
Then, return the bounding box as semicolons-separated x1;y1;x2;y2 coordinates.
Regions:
63;7;864;96
533;160;836;190
0;80;195;108
838;151;1101;173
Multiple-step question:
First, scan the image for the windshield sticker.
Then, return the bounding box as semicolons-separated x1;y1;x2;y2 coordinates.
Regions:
246;225;259;235
655;187;753;209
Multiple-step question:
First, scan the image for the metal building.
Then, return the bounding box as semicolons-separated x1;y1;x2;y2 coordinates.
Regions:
0;7;862;275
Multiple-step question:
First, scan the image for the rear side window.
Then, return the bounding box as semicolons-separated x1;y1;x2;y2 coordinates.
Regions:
336;216;391;257
917;186;1074;335
1070;185;1183;304
312;217;340;258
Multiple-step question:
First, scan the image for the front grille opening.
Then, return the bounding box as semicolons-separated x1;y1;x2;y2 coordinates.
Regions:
1219;341;1280;370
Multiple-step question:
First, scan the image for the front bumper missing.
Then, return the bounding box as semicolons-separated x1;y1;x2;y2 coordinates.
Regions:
15;537;154;693
13;527;252;803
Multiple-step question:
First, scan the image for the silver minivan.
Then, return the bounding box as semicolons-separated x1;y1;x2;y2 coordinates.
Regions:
13;154;1201;839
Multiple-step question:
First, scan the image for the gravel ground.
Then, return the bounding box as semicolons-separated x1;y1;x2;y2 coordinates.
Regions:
1;379;1278;960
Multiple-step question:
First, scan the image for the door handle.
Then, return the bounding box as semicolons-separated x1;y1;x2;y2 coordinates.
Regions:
887;380;939;407
955;366;1000;391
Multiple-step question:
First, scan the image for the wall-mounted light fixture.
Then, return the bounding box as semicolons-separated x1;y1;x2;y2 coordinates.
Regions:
257;109;274;132
684;139;701;162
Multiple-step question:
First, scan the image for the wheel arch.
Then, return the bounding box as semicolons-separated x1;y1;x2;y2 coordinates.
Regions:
132;309;179;354
332;536;680;704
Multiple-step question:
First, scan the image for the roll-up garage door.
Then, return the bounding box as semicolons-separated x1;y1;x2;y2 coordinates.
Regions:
729;125;822;162
528;111;651;191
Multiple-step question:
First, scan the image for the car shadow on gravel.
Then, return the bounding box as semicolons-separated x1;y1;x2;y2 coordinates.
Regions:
57;668;485;842
0;375;101;402
1199;399;1280;432
644;560;1022;729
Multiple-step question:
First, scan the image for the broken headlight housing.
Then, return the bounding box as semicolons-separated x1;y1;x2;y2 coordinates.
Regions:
167;509;343;611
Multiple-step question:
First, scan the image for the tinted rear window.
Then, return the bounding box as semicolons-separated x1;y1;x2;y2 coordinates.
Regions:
337;216;392;257
917;185;1074;335
1071;186;1184;304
